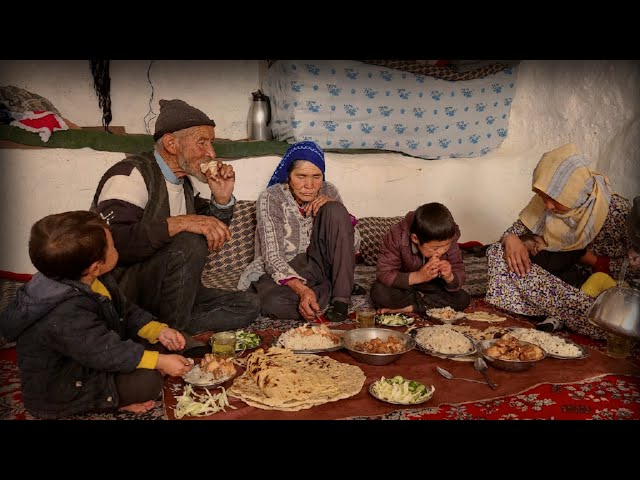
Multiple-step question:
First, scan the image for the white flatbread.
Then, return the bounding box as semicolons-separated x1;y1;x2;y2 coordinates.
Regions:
464;311;507;323
228;347;365;411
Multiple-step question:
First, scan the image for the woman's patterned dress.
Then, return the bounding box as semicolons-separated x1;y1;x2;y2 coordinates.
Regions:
485;194;632;340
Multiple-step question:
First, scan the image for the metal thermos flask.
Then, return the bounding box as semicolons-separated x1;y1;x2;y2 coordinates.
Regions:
248;89;272;141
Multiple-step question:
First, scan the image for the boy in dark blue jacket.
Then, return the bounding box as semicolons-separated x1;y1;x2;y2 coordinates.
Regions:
0;210;194;419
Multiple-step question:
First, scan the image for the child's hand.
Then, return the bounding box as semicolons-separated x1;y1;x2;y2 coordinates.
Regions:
437;259;454;283
156;354;193;377
418;256;441;283
158;328;186;351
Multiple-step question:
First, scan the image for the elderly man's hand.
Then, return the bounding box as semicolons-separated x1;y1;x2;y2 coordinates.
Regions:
206;161;235;205
167;214;231;250
502;233;531;277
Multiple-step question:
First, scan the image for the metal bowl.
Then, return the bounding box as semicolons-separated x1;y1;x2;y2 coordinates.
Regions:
342;328;415;365
478;338;546;372
587;286;640;339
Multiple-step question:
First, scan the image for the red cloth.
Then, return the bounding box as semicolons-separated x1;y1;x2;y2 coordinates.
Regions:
458;241;483;249
0;270;33;282
593;255;612;275
9;110;68;142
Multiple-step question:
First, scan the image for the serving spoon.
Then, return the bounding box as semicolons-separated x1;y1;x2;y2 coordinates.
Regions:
473;357;498;389
435;366;487;385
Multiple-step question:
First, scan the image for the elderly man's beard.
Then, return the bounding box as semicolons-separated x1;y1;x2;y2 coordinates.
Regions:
178;154;208;183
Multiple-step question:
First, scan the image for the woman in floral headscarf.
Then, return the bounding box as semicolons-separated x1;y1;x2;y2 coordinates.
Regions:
238;141;361;323
485;143;633;339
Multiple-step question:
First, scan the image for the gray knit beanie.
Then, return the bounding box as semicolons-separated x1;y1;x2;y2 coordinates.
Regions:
629;196;640;252
153;99;216;141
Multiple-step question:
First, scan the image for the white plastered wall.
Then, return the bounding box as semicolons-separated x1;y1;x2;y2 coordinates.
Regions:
0;60;638;274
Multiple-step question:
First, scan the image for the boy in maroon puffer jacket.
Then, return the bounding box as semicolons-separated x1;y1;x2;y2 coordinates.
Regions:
371;202;470;314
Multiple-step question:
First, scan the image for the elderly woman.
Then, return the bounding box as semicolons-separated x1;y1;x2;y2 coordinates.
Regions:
238;141;361;322
485;143;633;340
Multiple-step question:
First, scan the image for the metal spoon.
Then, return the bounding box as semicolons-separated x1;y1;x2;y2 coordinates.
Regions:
473;357;498;389
435;366;486;385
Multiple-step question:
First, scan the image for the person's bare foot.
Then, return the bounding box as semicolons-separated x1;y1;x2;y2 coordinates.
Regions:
119;400;155;414
377;305;414;314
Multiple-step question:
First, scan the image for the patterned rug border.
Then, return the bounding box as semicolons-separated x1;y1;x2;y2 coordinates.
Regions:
341;372;640;420
430;372;640;410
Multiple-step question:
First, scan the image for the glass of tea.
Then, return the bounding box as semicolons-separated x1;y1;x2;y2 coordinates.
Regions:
211;331;236;358
355;308;376;328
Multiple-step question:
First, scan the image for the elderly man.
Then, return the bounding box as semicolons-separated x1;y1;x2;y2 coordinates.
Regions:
91;99;260;338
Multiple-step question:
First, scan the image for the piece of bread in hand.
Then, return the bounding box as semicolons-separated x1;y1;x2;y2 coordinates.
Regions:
200;160;220;178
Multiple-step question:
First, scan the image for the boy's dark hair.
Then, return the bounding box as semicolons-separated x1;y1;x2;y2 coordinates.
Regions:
29;210;108;281
410;202;457;244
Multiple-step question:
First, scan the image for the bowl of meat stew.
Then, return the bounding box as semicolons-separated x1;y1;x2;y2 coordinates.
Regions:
478;337;546;372
342;328;415;365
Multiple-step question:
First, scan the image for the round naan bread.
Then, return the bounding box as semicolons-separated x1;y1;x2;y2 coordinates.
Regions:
228;347;365;411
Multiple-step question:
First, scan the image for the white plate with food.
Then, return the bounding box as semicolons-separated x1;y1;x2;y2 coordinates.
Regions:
449;325;511;342
411;325;477;358
376;313;415;327
273;324;344;354
369;376;435;405
504;328;589;360
182;355;237;387
426;306;466;324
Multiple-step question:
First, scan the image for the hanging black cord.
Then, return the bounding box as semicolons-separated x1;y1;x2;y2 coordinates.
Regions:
90;60;113;133
143;60;157;134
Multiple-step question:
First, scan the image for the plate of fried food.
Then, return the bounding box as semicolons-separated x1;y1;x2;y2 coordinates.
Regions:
478;337;546;372
182;354;237;387
503;328;589;360
426;306;466;324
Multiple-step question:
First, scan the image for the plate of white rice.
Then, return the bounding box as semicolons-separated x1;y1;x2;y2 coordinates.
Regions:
274;324;344;353
412;325;476;358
